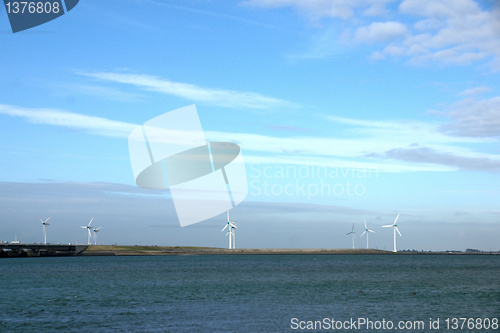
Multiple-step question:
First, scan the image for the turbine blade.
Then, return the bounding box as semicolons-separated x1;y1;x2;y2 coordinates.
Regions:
45;217;51;223
222;224;228;232
395;226;402;236
88;218;94;227
394;213;400;224
382;225;392;228
364;220;367;229
360;231;366;237
39;218;44;223
368;229;375;233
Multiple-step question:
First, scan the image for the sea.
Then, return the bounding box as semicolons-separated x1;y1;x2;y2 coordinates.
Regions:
0;254;498;333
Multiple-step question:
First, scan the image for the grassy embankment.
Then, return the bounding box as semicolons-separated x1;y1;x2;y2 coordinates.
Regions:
81;246;392;256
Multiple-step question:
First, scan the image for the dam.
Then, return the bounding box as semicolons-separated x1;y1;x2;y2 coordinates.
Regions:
0;243;88;257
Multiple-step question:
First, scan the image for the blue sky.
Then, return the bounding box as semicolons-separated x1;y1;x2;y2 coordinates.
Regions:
1;0;499;250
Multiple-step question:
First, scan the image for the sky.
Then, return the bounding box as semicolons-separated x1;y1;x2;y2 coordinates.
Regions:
1;0;499;251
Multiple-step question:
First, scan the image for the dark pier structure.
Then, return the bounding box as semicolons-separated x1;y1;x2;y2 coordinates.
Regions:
0;243;88;257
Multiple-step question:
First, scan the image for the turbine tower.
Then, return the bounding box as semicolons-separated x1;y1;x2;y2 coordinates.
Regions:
346;223;356;249
40;217;51;245
81;218;94;245
222;211;237;249
93;226;102;245
382;214;401;252
360;219;375;249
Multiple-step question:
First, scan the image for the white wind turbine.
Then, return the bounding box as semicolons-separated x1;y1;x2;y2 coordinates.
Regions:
346;223;356;249
382;214;401;252
93;227;102;245
40;217;51;245
221;211;237;249
81;218;94;245
360;219;375;249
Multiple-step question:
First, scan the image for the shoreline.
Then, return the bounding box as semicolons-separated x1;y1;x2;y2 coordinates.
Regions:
80;245;499;256
2;244;498;257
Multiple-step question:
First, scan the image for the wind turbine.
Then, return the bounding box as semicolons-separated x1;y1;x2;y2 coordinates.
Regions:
40;217;51;245
221;211;237;249
360;219;375;249
346;223;356;249
230;223;237;249
81;218;94;245
93;227;102;245
382;214;401;252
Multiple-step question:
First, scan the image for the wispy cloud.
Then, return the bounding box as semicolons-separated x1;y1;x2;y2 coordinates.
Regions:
78;71;297;110
287;27;347;60
269;125;311;132
66;84;146;102
458;86;492;97
241;0;395;20
2;103;498;173
207;113;499;172
0;104;136;138
145;0;280;30
377;146;500;172
323;114;488;145
321;115;500;172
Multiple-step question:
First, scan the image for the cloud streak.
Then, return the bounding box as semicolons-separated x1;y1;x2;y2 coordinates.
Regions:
381;147;500;172
79;71;297;110
0;104;136;138
2;102;498;173
458;86;492;97
241;0;395;20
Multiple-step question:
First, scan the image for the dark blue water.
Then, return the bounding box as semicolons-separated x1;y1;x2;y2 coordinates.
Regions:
1;255;499;332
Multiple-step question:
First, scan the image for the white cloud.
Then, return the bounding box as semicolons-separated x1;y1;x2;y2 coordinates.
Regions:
458;86;492;97
399;0;480;18
288;27;345;60
2;103;498;173
79;72;297;110
245;0;500;67
0;104;136;138
206;114;499;172
323;115;487;145
377;0;500;66
355;21;408;44
383;146;500;172
67;84;145;102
